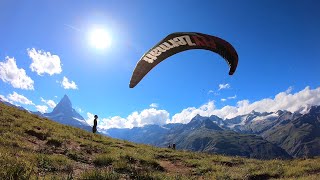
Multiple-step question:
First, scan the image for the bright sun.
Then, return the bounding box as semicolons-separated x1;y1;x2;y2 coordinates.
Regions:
89;28;112;50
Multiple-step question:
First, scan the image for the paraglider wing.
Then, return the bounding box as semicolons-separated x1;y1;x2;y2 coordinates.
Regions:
129;32;238;88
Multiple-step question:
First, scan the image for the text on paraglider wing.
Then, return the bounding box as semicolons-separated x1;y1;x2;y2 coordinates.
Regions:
142;34;217;63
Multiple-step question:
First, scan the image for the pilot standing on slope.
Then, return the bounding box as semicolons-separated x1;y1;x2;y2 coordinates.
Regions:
92;115;98;133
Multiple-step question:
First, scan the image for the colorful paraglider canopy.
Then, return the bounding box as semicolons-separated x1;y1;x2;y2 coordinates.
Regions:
129;32;238;88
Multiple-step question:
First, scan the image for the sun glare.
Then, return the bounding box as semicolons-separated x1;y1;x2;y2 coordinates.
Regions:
89;28;112;50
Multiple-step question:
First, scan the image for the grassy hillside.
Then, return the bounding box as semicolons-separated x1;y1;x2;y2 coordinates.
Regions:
1;102;320;179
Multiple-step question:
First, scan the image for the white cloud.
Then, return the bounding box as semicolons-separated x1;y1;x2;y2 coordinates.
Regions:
228;95;237;99
285;86;293;94
86;112;95;126
85;112;127;128
28;48;62;76
60;76;78;89
171;86;320;123
221;95;237;102
150;103;158;108
218;83;230;91
0;56;34;90
100;116;130;129
0;94;13;104
0;95;7;101
40;97;56;108
77;107;83;113
170;102;216;124
36;105;48;113
127;108;169;127
64;24;81;32
46;100;56;108
208;90;214;94
86;86;320;129
8;92;34;105
86;108;170;130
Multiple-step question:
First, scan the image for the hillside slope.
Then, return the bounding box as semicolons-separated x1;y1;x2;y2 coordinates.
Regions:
1;102;320;179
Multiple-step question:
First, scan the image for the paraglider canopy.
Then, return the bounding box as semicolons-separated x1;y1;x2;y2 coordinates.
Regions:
129;32;238;88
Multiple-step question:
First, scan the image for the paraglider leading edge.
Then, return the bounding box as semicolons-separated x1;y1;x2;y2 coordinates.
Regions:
129;32;238;88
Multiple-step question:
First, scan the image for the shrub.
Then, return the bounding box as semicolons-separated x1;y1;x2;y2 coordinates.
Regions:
46;138;63;147
25;129;50;140
37;154;73;172
81;169;120;180
93;155;114;167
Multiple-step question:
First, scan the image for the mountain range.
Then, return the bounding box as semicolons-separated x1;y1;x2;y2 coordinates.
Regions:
107;106;320;159
3;95;318;159
107;115;291;159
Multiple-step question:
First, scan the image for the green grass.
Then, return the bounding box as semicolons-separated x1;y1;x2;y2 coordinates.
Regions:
80;169;121;180
93;154;115;167
37;154;73;172
0;150;33;180
0;102;320;179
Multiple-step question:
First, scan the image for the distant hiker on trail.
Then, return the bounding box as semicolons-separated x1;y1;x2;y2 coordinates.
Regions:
92;115;98;133
168;143;176;150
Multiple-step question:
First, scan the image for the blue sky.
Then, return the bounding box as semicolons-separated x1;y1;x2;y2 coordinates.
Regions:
1;0;320;129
